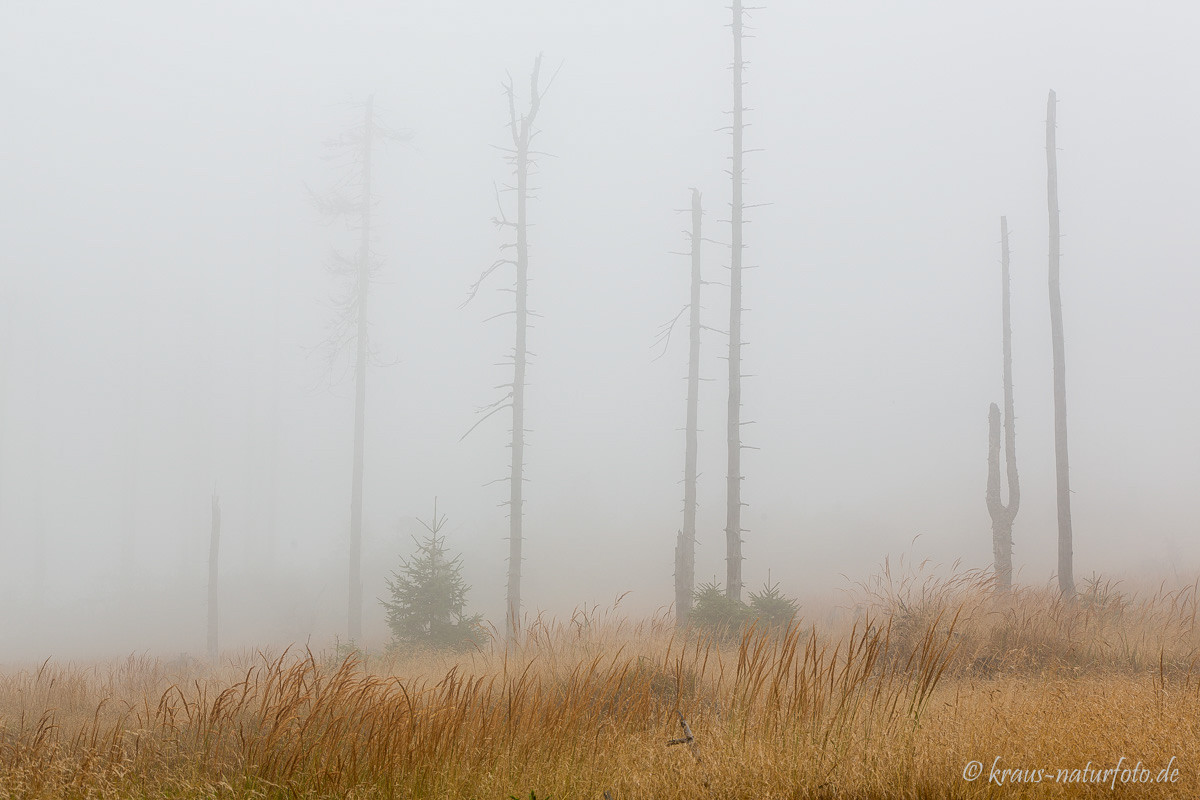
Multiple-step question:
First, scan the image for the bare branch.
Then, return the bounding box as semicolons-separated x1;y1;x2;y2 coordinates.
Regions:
652;304;690;361
462;258;513;307
459;402;514;442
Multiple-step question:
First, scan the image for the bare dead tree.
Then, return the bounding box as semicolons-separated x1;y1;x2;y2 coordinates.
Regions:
724;0;763;602
1046;90;1074;598
207;493;220;663
311;96;410;641
463;55;557;640
986;216;1020;592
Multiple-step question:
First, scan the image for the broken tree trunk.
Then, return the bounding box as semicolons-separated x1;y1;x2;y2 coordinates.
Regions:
676;189;703;626
1046;90;1074;598
986;216;1020;592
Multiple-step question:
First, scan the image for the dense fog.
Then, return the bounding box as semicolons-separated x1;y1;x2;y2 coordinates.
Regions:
2;1;1198;660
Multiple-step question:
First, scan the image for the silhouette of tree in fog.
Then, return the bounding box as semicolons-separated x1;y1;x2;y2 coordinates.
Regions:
462;55;558;640
207;493;220;662
986;216;1020;592
0;313;6;543
1046;90;1074;598
311;96;410;641
724;0;765;603
657;189;705;626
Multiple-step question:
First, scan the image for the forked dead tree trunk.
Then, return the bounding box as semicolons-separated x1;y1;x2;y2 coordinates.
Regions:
675;189;703;626
207;493;220;663
1046;90;1074;598
986;216;1020;592
463;55;556;640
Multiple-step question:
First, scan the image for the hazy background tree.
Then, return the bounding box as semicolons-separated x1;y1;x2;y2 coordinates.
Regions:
263;263;283;569
662;189;705;626
32;357;46;613
1046;90;1074;598
5;2;1200;660
207;493;220;663
120;381;141;584
464;55;556;640
311;96;409;641
0;311;6;544
345;97;375;644
986;216;1020;592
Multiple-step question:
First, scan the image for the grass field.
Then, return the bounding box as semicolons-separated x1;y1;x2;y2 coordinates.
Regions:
3;571;1200;798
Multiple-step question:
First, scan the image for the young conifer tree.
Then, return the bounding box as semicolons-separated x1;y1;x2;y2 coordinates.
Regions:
381;501;484;651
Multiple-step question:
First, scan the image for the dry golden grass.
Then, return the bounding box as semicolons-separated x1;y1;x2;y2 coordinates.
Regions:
4;572;1200;798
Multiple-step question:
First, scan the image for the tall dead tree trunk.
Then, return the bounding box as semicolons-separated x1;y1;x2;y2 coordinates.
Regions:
1046;90;1074;598
725;0;750;602
986;216;1020;592
464;56;554;640
675;189;703;626
508;72;531;643
347;95;374;643
207;493;220;663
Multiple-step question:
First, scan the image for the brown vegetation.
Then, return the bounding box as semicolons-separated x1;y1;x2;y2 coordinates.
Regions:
3;572;1200;797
